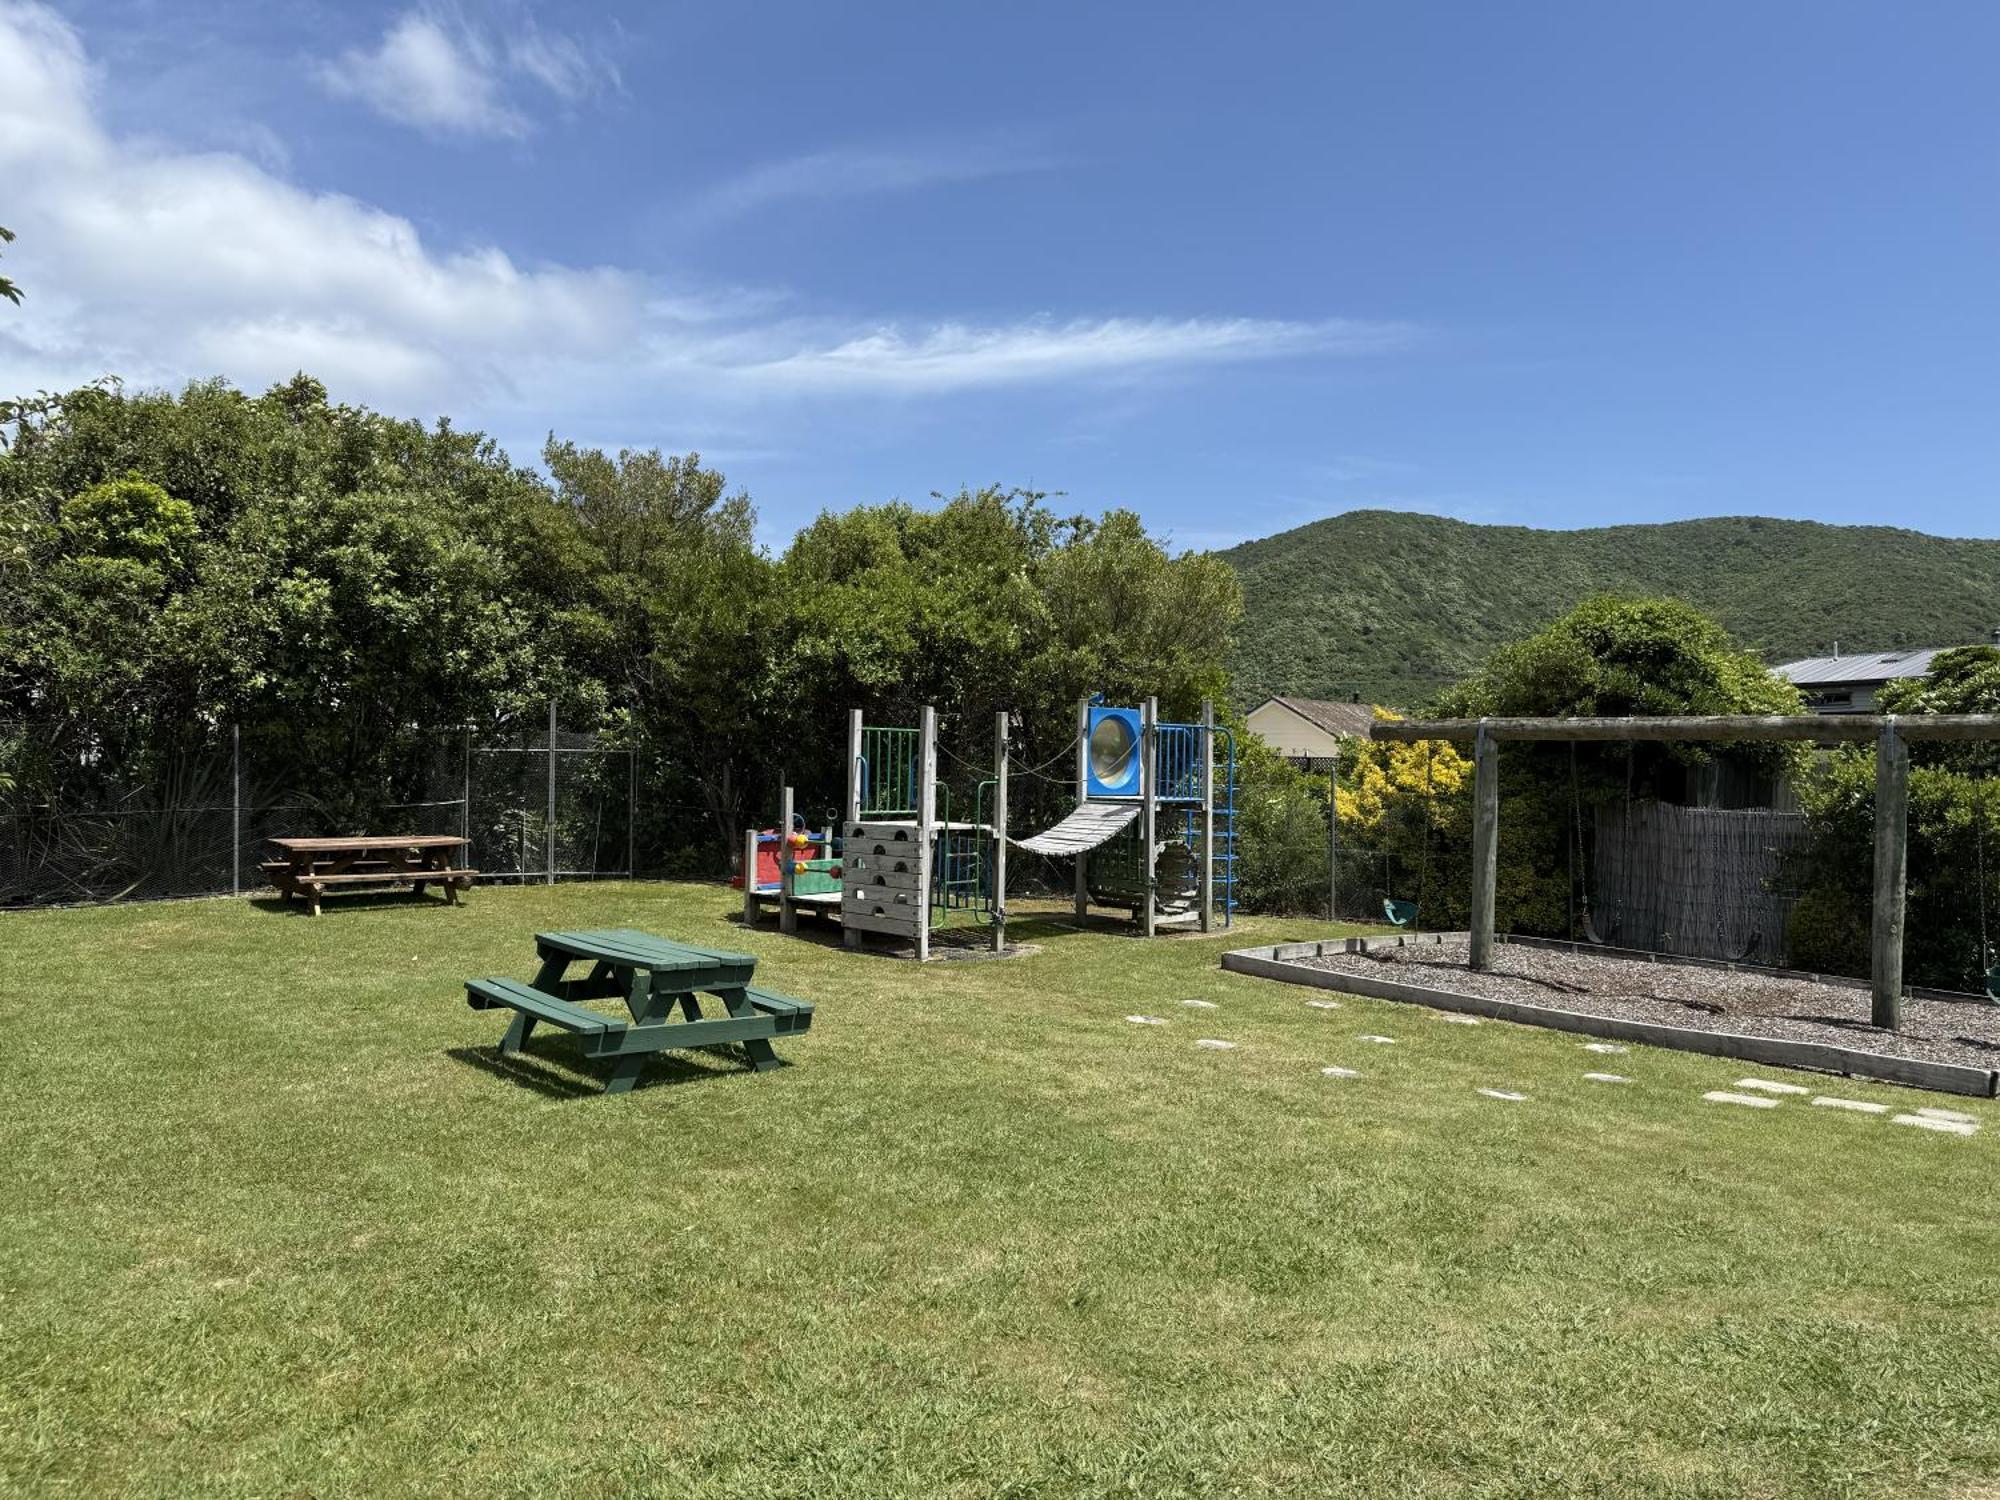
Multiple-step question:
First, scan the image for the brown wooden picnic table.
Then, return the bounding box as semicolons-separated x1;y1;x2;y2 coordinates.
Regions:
265;834;477;916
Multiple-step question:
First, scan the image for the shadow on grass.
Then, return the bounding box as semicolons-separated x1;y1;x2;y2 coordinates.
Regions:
251;890;464;918
445;1038;772;1099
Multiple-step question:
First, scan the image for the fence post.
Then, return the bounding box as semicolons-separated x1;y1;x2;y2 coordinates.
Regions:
231;722;241;897
546;699;557;886
462;729;471;848
627;746;636;880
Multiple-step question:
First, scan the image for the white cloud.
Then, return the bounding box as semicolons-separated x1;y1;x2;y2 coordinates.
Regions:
317;7;618;140
730;316;1412;392
690;140;1057;226
0;4;1411;440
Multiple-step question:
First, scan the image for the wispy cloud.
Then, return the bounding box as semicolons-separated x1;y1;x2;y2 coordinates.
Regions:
689;139;1059;226
729;316;1416;392
317;6;618;141
0;4;1416;451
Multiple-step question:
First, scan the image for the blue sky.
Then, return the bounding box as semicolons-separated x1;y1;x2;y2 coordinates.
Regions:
3;1;1996;549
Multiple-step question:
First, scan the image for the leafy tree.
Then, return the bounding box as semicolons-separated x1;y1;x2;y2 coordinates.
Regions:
1790;645;2000;989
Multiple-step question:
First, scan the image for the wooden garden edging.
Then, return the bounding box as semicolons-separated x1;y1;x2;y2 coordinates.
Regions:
1220;932;2000;1099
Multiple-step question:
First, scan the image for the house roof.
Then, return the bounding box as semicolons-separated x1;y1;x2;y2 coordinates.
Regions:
1252;696;1379;738
1774;648;1946;688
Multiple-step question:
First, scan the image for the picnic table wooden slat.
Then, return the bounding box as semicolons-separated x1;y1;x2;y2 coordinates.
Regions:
270;834;469;853
535;929;755;973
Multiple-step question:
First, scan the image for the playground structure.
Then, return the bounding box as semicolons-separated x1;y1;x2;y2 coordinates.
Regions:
739;697;1238;959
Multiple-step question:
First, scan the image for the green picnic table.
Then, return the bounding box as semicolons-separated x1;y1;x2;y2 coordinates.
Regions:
466;928;813;1095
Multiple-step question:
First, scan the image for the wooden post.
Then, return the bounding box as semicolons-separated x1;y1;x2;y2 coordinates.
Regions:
1074;696;1090;921
844;709;863;949
779;784;796;934
742;825;760;926
993;710;1009;954
462;729;472;848
1872;718;1911;1029
845;708;863;825
917;705;937;962
1141;697;1158;939
1200;698;1215;934
545;699;557;886
626;745;636;879
1327;737;1340;923
231;722;241;897
1469;721;1500;970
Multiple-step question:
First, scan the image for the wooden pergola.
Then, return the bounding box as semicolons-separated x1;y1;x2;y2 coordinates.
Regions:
1369;714;2000;1028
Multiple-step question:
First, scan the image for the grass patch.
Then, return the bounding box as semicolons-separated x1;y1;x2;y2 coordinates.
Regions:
2;883;1997;1497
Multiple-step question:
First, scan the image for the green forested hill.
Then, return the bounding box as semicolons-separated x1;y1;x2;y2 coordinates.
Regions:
1220;510;2000;707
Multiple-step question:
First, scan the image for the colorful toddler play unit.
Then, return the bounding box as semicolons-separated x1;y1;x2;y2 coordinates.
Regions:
740;697;1236;959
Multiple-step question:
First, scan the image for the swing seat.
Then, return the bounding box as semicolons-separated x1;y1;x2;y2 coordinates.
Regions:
1987;966;2000;1002
1382;898;1419;928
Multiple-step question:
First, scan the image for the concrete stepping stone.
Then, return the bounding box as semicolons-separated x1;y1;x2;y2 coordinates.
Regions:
1320;1066;1362;1079
1194;1038;1237;1051
1735;1078;1809;1096
1433;1013;1482;1025
1916;1106;1978;1124
1893;1113;1978;1136
1125;1015;1167;1026
1477;1088;1527;1101
1811;1096;1890;1114
1703;1090;1781;1109
1304;999;1342;1010
1181;999;1219;1010
1356;1034;1397;1045
1582;1043;1628;1054
1583;1072;1631;1084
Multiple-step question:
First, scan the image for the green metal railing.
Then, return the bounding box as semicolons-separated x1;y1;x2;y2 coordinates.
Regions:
858;726;920;817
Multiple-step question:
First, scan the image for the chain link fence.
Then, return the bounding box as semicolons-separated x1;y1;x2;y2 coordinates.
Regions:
0;708;633;908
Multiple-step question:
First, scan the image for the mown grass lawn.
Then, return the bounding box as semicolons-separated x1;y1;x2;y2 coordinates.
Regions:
2;881;1997;1499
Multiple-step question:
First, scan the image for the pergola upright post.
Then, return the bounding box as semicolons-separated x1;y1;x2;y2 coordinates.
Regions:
993;711;1009;954
1073;697;1090;921
1871;718;1911;1029
1469;721;1500;970
1141;697;1158;939
778;784;796;934
1327;737;1340;923
917;705;937;963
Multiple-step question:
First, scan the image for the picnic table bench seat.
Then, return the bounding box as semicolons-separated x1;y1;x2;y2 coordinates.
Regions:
465;928;813;1094
310;868;478;888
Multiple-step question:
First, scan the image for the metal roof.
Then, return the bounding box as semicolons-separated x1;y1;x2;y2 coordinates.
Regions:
1252;696;1380;737
1773;648;1946;687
